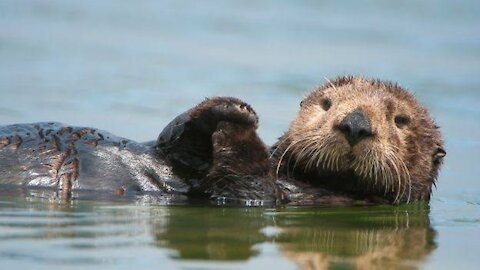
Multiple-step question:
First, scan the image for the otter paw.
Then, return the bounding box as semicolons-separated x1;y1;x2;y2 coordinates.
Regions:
193;97;259;128
211;102;257;127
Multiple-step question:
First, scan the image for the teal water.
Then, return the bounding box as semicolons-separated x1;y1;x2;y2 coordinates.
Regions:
0;190;439;270
1;0;479;269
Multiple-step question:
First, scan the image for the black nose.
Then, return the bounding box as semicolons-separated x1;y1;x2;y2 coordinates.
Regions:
336;108;373;146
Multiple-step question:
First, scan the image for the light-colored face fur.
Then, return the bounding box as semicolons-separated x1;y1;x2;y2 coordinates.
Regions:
277;76;445;203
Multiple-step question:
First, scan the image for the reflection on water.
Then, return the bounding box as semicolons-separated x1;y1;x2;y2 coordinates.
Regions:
276;206;435;270
0;190;435;269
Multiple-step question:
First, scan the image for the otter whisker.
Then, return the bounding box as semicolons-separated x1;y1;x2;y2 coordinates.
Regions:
275;132;310;153
294;137;320;172
386;147;412;204
328;150;337;171
275;135;317;178
389;152;406;203
387;152;398;195
377;152;387;188
275;140;297;178
320;144;332;171
403;162;412;203
313;136;338;171
333;151;341;171
394;152;412;203
269;134;295;159
387;150;411;203
305;138;329;172
304;148;319;172
315;147;326;169
385;151;404;204
376;151;386;190
370;150;379;186
380;152;393;196
295;136;322;171
286;137;314;177
362;149;374;179
322;146;336;171
329;150;338;172
315;138;331;170
310;141;323;170
365;148;375;180
285;134;319;172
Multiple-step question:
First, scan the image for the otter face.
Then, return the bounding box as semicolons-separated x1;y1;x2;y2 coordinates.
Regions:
280;76;445;203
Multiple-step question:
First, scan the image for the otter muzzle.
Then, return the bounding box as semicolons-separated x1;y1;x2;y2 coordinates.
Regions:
336;108;373;146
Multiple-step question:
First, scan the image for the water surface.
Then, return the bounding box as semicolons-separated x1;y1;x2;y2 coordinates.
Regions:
0;189;438;270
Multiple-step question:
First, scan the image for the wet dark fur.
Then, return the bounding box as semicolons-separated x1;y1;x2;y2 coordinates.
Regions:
0;97;279;205
0;122;188;200
156;97;279;204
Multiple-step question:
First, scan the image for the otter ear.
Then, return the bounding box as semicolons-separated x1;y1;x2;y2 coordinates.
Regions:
433;147;446;165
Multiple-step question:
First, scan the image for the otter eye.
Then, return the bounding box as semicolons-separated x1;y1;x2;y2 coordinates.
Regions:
394;115;410;128
321;98;332;111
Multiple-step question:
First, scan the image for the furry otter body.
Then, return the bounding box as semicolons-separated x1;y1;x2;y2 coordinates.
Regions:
0;76;445;205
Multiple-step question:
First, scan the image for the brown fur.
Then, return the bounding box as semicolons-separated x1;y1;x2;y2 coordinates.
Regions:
157;97;280;204
272;76;445;204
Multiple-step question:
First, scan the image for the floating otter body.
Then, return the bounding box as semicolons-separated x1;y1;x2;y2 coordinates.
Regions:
0;76;445;205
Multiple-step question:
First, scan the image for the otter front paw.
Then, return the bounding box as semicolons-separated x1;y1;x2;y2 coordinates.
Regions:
156;97;260;179
157;97;258;150
190;97;258;131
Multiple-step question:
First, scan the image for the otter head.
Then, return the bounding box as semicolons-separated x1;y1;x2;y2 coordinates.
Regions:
278;76;445;203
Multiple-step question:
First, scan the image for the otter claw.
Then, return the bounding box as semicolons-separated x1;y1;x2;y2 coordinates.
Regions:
211;104;258;127
205;97;258;127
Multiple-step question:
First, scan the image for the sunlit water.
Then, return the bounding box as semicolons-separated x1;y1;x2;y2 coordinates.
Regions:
0;0;479;269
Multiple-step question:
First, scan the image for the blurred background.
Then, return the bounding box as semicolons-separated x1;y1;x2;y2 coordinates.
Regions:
0;0;479;268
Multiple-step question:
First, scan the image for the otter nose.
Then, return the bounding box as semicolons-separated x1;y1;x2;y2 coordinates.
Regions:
336;108;373;146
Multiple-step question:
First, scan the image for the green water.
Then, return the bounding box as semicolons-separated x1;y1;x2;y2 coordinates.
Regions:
1;0;479;269
0;190;438;270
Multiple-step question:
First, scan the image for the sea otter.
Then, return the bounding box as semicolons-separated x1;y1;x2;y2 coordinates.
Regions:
0;76;445;205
